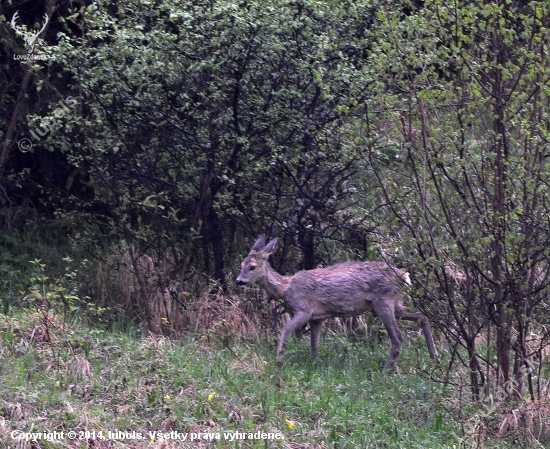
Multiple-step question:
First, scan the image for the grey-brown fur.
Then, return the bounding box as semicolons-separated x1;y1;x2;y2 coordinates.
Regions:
236;235;441;370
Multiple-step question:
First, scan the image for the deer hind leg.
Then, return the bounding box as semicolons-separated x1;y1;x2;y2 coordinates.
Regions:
373;303;403;371
396;306;441;363
309;319;323;357
277;311;311;365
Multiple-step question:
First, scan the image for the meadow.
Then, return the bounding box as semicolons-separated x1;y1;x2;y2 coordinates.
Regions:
1;304;543;449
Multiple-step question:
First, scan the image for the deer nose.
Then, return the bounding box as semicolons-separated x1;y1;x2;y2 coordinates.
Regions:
236;279;246;286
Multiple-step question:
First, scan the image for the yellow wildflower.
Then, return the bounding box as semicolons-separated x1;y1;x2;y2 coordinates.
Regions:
285;418;295;429
164;394;171;402
207;391;217;401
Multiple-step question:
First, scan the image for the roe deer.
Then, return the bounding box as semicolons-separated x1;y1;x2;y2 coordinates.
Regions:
236;236;440;370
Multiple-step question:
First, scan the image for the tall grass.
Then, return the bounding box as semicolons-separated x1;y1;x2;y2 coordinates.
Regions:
0;307;462;449
0;254;548;448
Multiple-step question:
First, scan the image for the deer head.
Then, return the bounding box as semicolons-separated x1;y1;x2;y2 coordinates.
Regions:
235;236;278;285
11;11;49;54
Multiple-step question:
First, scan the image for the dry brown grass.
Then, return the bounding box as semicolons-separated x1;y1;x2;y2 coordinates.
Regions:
117;250;185;335
183;291;265;342
84;247;271;341
497;399;550;444
67;353;93;381
87;249;186;335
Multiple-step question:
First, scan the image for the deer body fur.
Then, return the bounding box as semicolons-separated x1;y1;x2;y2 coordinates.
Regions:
236;236;440;370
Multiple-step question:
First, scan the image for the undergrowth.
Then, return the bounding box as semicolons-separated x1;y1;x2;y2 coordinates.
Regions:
0;307;461;449
0;258;548;448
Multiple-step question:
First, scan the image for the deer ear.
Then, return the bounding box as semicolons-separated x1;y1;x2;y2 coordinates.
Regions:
263;238;278;255
251;235;266;252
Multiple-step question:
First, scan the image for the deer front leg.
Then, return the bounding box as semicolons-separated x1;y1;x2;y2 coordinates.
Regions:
373;303;403;371
277;311;311;366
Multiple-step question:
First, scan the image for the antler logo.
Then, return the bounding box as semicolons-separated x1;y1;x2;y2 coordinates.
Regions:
11;11;49;55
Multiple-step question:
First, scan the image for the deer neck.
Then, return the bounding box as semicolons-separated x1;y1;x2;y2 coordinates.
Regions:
258;264;290;299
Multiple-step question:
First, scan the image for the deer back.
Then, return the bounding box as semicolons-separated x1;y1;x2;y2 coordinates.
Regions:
284;261;405;319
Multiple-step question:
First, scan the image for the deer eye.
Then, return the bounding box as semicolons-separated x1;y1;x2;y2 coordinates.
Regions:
249;266;256;271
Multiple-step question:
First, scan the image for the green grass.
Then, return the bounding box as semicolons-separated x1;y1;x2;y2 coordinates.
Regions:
0;313;466;448
0;309;544;448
